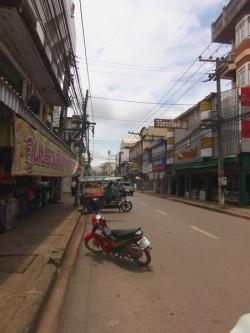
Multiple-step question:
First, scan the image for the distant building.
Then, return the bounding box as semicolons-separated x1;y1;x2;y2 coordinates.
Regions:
101;162;116;176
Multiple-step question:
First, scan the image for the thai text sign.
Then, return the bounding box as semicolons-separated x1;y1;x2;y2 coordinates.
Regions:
154;119;188;129
176;147;198;161
152;157;166;172
12;118;78;177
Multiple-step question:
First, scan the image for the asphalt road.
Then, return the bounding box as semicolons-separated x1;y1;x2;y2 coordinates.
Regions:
57;193;250;333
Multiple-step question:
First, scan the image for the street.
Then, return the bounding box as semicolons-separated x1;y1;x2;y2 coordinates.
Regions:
57;193;250;333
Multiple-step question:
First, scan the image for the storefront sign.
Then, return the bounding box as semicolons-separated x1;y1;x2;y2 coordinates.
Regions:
152;157;166;172
152;144;166;159
154;119;188;129
200;100;211;111
12;118;78;177
240;87;250;106
242;119;250;138
176;147;198;161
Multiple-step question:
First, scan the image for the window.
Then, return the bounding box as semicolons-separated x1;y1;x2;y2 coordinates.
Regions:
235;15;250;46
237;65;246;87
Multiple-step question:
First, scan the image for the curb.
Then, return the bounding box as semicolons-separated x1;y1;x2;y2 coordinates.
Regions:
6;263;57;333
35;214;89;333
141;192;250;221
6;209;82;333
48;213;82;267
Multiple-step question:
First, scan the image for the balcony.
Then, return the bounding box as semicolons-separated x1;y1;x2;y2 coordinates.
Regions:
0;0;69;106
212;0;250;43
220;50;236;80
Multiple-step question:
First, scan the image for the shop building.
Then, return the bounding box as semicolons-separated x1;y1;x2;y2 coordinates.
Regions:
117;139;138;178
211;0;250;206
129;126;168;190
166;88;250;206
0;1;78;230
148;139;166;193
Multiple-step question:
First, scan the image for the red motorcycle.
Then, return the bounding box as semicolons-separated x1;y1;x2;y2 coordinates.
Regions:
83;213;152;267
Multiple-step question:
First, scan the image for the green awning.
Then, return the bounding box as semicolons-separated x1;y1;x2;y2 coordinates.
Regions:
172;156;237;170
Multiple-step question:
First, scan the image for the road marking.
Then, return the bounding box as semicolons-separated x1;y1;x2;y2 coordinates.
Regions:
156;210;168;216
189;225;219;240
140;202;148;206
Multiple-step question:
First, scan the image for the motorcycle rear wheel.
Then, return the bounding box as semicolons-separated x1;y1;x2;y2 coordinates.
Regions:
85;239;103;253
135;248;151;267
120;200;132;212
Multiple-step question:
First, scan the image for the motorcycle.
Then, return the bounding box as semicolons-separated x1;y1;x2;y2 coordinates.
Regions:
83;213;152;267
84;190;132;213
103;190;133;212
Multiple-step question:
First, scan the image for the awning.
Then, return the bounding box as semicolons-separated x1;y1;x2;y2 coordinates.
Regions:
174;156;237;170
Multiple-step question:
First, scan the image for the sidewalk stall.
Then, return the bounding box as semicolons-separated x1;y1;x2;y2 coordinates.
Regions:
0;115;78;232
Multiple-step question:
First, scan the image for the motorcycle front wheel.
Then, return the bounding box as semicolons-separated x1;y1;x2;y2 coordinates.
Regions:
85;239;103;253
120;200;132;212
135;248;151;267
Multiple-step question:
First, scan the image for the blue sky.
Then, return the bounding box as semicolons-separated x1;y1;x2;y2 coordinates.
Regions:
75;0;230;167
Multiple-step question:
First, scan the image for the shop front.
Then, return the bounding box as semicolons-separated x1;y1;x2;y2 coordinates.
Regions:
171;156;240;203
0;116;78;231
150;139;166;193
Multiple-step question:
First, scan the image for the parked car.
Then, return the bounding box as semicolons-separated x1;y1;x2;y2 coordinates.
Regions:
120;181;134;196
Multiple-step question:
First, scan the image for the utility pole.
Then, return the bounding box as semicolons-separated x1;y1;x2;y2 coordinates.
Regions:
74;89;89;206
199;56;228;208
118;151;123;176
215;58;225;208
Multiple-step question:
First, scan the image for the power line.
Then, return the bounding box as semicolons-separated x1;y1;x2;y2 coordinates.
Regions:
86;58;201;72
128;43;224;132
79;0;94;122
91;96;193;105
87;62;192;73
88;69;208;81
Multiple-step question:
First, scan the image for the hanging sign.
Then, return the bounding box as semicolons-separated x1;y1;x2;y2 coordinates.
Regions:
12;118;78;177
154;119;188;129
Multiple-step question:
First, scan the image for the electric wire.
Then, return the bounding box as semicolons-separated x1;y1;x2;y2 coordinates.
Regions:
128;43;225;132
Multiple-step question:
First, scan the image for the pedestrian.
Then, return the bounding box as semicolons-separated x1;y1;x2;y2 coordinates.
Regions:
71;178;77;197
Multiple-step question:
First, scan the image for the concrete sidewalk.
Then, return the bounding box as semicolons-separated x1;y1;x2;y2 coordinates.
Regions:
141;191;250;220
0;194;82;333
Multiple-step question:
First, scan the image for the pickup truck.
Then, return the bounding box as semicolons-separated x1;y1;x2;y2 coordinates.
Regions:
120;181;134;196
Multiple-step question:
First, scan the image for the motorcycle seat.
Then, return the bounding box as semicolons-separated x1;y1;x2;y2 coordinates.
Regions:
111;228;140;240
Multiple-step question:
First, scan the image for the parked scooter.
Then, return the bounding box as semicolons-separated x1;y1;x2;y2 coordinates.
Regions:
84;213;152;266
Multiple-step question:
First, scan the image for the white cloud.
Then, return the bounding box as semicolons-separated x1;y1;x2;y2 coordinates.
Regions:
76;0;227;166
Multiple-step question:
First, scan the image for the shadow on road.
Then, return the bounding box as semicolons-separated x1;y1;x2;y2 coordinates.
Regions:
85;252;153;273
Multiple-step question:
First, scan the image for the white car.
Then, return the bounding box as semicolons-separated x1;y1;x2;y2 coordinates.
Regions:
121;182;134;196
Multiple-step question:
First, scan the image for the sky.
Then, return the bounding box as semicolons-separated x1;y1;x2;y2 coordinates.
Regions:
75;0;230;167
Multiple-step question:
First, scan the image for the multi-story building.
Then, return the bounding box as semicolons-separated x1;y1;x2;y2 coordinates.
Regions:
210;0;250;206
101;162;116;177
129;126;168;190
117;138;138;178
0;1;79;223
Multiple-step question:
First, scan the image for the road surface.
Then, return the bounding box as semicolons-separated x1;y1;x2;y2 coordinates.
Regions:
57;192;250;333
